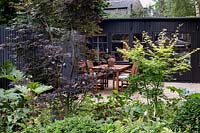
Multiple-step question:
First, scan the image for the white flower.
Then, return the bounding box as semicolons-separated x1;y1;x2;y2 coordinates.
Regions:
144;110;148;116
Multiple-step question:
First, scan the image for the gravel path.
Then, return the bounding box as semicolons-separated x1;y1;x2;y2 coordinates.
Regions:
95;80;200;102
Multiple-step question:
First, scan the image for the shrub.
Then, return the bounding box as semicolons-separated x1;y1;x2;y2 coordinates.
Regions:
0;60;24;89
0;61;52;132
22;115;117;133
14;36;65;88
117;27;200;115
171;96;200;132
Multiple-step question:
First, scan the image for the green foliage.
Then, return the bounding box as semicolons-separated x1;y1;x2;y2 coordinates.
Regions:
22;115;174;133
0;60;24;82
188;93;200;98
120;118;173;133
21;93;177;133
0;0;19;25
88;92;139;121
19;88;198;133
0;87;29;132
14;0;108;35
130;10;144;17
15;83;52;100
166;86;194;100
22;115;117;133
76;92;146;123
0;62;52;132
169;0;195;17
0;82;52;132
171;97;200;132
153;0;197;17
28;82;52;94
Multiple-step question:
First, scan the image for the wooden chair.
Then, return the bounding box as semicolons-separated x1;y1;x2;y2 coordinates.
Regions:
78;60;87;75
86;60;108;90
115;62;139;90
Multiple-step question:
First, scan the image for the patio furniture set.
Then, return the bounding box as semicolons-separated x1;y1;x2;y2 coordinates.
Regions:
79;59;138;91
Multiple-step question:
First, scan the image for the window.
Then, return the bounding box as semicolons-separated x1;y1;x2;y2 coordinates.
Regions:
175;33;191;65
153;32;192;65
86;35;108;63
111;34;129;61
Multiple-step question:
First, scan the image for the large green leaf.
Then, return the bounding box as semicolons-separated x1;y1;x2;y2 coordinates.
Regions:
15;85;29;94
6;92;21;101
10;68;24;81
5;87;18;94
27;82;40;89
0;60;24;82
14;85;33;101
33;84;52;94
3;75;16;81
0;60;13;74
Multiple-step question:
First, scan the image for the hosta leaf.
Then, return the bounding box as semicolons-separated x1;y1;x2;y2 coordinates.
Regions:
28;82;40;89
3;75;16;81
0;89;5;99
15;85;33;100
33;85;52;94
5;88;18;94
0;60;24;82
15;85;29;94
10;69;24;81
6;92;21;100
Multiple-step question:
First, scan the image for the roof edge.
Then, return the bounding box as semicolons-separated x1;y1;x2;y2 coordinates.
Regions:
102;17;200;20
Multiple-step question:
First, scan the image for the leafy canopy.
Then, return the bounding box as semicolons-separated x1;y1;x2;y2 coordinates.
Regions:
153;0;199;17
14;0;108;35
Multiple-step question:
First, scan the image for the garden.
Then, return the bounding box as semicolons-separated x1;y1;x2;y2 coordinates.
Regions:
0;0;200;133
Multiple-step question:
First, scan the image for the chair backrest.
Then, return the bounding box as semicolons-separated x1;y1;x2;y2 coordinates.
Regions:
131;62;139;74
86;60;94;69
78;60;86;73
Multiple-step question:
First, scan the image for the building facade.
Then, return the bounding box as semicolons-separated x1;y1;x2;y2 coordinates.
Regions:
105;0;144;18
88;18;200;82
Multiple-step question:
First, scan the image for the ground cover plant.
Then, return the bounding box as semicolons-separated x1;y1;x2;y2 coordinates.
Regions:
0;61;52;132
0;61;96;132
171;94;200;132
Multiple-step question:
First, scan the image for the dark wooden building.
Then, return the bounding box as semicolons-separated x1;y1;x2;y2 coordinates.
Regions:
87;18;200;82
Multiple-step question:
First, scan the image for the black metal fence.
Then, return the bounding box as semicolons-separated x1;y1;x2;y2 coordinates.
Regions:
0;26;16;66
0;26;83;88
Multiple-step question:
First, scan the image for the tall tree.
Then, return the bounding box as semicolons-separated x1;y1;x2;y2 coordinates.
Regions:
0;0;19;25
14;0;107;35
170;0;195;16
153;0;200;17
8;0;108;85
153;0;167;16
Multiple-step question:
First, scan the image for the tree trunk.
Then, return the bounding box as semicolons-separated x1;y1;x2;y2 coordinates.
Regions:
194;0;200;16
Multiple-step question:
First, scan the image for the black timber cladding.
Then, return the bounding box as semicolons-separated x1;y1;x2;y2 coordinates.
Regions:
98;18;200;82
100;18;200;33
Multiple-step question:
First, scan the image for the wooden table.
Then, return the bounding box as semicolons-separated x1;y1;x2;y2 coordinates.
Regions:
92;64;131;91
